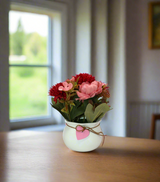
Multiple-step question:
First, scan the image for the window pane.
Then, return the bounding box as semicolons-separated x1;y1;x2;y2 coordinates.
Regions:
9;67;49;119
9;11;48;65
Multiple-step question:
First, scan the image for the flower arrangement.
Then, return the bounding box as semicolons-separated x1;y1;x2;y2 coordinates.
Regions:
49;73;111;123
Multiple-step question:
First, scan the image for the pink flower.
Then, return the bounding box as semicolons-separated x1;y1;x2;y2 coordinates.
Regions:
65;77;75;82
58;82;73;91
77;81;103;101
70;77;75;82
99;81;106;86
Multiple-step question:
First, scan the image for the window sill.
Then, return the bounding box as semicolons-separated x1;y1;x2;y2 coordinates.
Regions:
15;124;65;132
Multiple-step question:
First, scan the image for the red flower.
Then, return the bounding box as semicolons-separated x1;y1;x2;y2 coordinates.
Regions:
73;73;95;84
49;83;66;103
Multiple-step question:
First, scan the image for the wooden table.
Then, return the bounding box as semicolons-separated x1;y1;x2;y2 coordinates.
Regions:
0;131;160;182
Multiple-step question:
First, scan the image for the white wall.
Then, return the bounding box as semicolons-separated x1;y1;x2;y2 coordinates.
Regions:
91;0;108;83
126;0;160;139
63;0;76;78
75;0;108;81
126;0;160;102
0;0;10;131
75;0;91;74
68;0;160;138
105;0;126;137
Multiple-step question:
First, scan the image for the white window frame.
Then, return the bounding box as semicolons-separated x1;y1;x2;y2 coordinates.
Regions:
9;0;68;130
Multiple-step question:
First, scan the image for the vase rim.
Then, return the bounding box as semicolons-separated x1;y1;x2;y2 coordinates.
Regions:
65;120;101;125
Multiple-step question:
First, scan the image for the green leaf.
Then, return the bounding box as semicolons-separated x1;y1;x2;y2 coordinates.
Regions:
85;103;111;122
70;102;75;107
51;98;70;121
72;96;81;107
70;104;85;121
70;100;88;121
61;107;68;113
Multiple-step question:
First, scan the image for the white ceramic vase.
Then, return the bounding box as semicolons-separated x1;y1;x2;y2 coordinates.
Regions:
63;120;103;152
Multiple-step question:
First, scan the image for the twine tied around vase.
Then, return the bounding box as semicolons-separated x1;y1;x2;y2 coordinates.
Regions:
66;123;106;146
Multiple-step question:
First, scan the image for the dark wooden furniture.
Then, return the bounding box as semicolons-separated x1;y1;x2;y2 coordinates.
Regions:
0;131;160;182
150;114;160;139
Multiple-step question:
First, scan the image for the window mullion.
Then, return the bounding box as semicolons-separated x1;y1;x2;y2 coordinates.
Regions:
9;64;51;68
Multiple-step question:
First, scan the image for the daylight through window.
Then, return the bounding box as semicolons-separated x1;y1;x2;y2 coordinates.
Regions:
9;11;50;120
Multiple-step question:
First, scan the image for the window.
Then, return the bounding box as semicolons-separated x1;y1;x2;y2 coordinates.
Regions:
9;1;68;129
9;11;49;120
